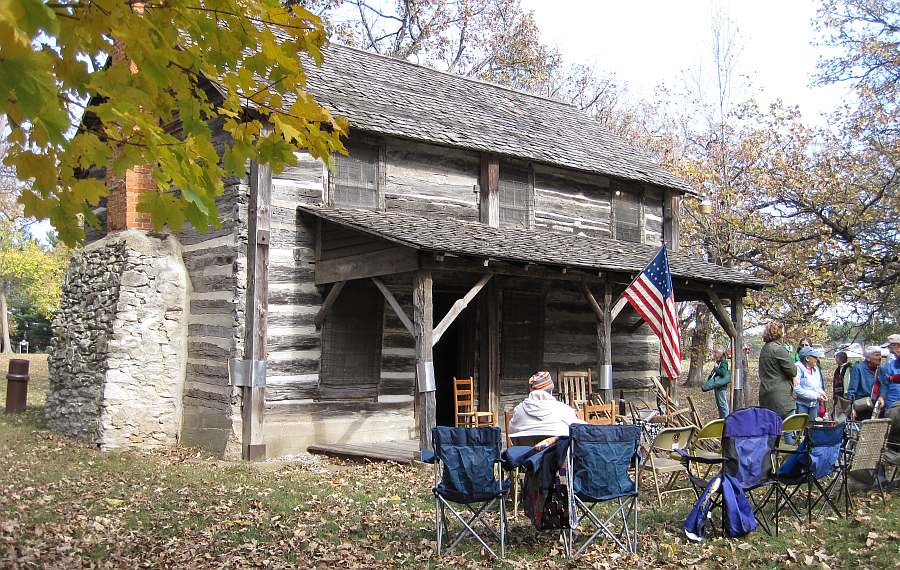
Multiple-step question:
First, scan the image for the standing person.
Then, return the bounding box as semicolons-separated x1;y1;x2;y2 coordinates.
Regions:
832;350;850;400
847;346;882;402
793;346;828;420
702;347;731;418
876;334;900;415
758;321;797;421
792;337;812;363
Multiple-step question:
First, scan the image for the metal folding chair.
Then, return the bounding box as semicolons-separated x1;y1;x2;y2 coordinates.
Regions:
563;424;641;557
645;425;697;507
773;422;846;523
424;426;509;559
777;413;809;454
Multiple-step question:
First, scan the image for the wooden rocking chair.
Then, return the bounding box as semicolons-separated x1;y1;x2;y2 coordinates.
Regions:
557;369;593;410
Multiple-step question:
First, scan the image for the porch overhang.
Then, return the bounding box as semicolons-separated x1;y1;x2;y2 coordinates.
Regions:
298;204;769;300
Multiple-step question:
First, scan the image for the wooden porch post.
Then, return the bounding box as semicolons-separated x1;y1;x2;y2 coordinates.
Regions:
581;282;614;403
413;270;436;451
242;157;271;461
731;294;746;410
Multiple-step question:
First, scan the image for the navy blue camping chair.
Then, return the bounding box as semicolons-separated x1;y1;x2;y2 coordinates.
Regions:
423;426;509;559
774;422;846;523
681;407;783;538
563;424;642;557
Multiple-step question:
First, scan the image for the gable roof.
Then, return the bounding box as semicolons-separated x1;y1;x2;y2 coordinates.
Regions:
297;204;768;288
290;44;693;194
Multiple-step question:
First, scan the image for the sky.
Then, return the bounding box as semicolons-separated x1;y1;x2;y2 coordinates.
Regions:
521;0;851;122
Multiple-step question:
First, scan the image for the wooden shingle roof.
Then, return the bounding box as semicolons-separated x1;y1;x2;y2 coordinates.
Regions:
293;44;693;194
297;205;768;288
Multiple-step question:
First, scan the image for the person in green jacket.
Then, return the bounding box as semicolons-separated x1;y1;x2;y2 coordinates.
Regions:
758;321;799;441
702;347;731;418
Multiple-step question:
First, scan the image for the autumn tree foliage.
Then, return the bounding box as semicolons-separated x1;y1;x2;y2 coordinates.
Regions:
1;0;348;246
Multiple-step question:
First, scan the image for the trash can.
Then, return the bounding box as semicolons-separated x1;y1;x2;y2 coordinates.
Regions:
5;359;30;413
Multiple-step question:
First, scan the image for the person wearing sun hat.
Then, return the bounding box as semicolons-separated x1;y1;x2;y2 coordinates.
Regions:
507;371;585;439
793;345;828;420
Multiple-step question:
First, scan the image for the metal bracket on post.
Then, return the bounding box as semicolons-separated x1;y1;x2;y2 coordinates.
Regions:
229;359;267;388
417;361;436;393
733;367;743;390
598;364;613;391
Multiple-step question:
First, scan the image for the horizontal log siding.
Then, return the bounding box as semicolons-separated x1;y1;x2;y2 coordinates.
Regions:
533;165;612;238
377;274;416;401
267;150;326;403
383;138;479;220
177;172;247;457
497;282;660;410
644;187;664;246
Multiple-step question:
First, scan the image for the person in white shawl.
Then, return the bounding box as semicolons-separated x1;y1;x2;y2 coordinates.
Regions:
508;371;586;439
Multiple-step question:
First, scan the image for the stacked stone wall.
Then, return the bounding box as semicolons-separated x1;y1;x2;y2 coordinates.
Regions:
47;231;189;451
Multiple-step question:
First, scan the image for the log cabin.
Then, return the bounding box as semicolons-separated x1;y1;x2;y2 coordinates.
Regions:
67;44;767;459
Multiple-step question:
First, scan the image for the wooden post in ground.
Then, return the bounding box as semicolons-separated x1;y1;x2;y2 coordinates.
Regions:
242;157;271;461
413;270;436;451
582;282;614;403
731;294;746;410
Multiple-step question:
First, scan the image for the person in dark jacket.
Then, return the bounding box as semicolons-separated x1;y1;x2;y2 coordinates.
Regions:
758;321;797;421
832;350;850;400
702;347;731;418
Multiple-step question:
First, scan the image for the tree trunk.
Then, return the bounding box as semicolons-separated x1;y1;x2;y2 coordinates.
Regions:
684;303;712;387
0;288;10;354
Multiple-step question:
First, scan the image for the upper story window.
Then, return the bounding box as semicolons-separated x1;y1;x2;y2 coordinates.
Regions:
331;141;380;209
614;188;642;243
499;163;532;227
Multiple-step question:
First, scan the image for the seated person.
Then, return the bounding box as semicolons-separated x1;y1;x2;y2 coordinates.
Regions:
508;371;585;442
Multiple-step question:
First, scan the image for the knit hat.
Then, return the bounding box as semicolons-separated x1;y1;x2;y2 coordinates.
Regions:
529;371;554;392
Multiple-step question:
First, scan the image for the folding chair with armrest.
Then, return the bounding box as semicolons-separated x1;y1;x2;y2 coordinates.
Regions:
424;426;509;559
681;407;783;538
773;421;846;523
839;418;891;513
564;424;642;557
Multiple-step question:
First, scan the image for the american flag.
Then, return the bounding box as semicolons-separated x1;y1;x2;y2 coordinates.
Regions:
622;246;683;379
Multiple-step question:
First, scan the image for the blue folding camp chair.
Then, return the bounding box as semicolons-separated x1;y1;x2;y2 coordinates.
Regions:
682;407;783;539
423;426;509;559
774;422;846;523
563;424;642;557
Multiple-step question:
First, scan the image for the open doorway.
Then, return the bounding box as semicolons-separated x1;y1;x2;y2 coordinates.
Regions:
433;291;477;426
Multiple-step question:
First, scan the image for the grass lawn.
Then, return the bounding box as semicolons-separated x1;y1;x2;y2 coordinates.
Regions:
0;354;897;568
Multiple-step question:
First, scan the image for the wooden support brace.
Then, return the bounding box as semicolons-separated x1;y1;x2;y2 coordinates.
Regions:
580;282;605;322
610;295;629;322
314;281;346;330
432;274;492;347
705;290;738;338
371;277;415;336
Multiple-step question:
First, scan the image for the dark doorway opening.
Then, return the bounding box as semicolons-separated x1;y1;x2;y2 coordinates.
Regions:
433;291;477;426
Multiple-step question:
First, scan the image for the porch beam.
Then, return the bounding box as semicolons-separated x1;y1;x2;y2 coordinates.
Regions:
419;255;604;283
371;277;415;337
314;247;420;284
432;275;493;347
413;270;436;451
314;281;346;330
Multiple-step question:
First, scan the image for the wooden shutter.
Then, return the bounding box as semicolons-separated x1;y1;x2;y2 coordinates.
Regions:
614;188;641;242
319;281;384;399
332;142;379;208
499;164;532;227
500;292;544;386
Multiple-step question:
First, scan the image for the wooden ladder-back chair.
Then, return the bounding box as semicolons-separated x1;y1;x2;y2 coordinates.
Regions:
578;401;617;425
650;377;693;427
558;369;592;410
453;377;494;428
